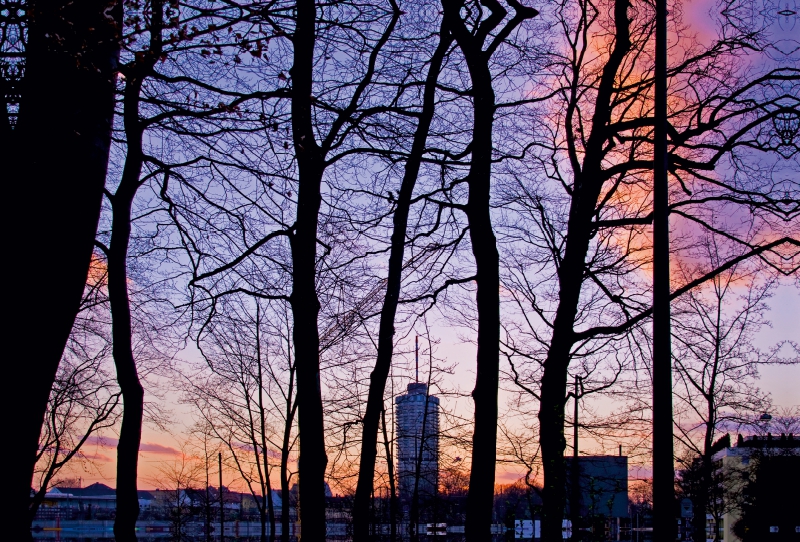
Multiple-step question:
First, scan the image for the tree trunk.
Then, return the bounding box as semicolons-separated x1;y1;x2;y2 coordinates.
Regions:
110;6;163;537
570;378;582;540
281;357;297;542
462;65;502;542
6;1;119;538
410;379;435;542
256;310;277;542
109;71;148;542
441;2;536;539
281;401;296;542
290;1;328;539
351;26;453;542
381;408;399;542
442;9;502;541
537;0;631;537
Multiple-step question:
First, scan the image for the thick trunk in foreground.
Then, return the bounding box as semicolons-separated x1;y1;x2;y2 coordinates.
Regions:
442;1;537;539
5;1;119;538
351;27;453;542
290;1;328;539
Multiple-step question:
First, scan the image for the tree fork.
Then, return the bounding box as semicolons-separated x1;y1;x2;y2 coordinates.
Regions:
441;1;537;539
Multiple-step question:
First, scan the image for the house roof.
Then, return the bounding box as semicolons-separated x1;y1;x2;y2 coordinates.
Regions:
49;483;115;497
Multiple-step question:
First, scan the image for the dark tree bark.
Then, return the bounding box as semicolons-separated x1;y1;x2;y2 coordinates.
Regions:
536;0;631;538
441;1;537;540
350;25;453;542
289;1;328;539
288;2;400;538
5;1;120;538
107;70;147;542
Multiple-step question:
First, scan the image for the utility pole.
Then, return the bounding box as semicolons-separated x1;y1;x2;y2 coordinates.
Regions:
205;449;211;542
652;0;675;537
219;452;224;542
571;375;581;541
573;376;579;460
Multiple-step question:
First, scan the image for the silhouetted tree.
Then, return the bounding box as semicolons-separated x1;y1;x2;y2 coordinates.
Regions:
29;262;121;523
3;1;121;535
494;0;799;536
440;0;538;539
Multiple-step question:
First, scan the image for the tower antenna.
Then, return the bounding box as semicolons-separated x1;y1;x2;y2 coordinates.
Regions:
415;335;419;383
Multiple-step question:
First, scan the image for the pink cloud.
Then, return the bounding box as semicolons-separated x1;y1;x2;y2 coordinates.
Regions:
138;442;180;454
84;436;117;447
77;451;113;462
82;436;180;455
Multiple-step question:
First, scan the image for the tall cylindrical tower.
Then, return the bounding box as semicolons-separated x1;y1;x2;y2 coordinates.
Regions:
395;382;439;503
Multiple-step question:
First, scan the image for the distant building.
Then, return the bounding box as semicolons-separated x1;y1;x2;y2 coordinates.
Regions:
36;483;155;520
712;433;800;542
396;382;439;502
564;455;629;519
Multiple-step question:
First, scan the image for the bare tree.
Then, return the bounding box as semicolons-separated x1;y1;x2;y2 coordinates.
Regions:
440;1;538;538
672;238;797;541
29;262;121;523
147;447;206;541
188;296;301;542
494;0;799;535
98;0;287;536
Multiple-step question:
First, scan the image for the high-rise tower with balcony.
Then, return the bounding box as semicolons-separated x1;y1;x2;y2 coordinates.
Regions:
395;382;439;502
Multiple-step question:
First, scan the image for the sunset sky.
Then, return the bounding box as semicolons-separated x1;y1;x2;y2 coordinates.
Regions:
45;0;800;496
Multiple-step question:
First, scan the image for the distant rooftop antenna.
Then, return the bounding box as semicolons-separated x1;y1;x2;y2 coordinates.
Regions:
415;335;419;383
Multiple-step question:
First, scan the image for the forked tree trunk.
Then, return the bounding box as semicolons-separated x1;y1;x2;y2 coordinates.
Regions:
351;26;453;542
5;1;120;539
441;1;537;539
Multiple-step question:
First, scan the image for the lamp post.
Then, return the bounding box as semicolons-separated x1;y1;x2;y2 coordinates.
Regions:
219;452;224;542
652;0;675;538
